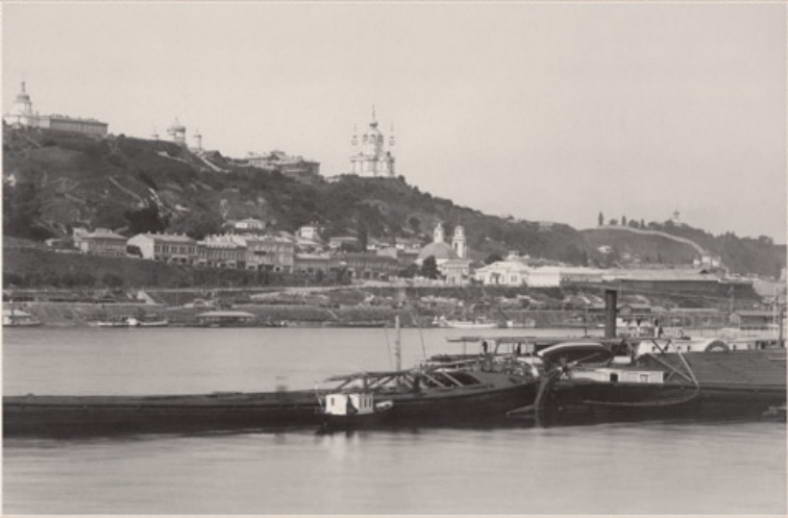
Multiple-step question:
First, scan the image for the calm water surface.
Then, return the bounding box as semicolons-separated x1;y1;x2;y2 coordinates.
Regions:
3;327;786;514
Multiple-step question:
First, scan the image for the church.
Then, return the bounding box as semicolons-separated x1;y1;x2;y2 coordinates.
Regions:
4;82;108;137
350;107;396;177
417;222;472;285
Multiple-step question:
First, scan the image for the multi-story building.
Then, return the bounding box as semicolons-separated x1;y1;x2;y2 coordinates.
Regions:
231;233;295;273
196;235;246;269
3;82;108;137
73;228;127;257
127;232;197;264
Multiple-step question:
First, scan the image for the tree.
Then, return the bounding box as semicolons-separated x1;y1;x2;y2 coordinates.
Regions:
484;253;503;265
170;211;223;240
609;218;618;226
598;212;604;226
420;256;439;279
640;218;646;229
3;181;49;240
621;215;627;226
408;216;421;234
397;263;419;278
124;203;168;235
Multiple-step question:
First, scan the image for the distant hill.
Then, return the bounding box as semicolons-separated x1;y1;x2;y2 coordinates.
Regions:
3;124;784;277
583;224;785;278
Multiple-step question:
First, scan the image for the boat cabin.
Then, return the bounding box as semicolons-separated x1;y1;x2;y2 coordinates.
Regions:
324;393;376;416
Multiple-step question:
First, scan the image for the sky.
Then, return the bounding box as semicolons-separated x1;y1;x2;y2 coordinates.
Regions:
3;2;786;242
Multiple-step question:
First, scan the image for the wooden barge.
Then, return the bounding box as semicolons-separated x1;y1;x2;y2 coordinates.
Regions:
4;367;538;437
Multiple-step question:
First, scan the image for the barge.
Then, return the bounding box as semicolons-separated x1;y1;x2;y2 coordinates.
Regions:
4;363;539;437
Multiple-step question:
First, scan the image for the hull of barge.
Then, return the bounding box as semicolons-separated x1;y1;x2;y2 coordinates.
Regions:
4;390;323;437
545;349;786;424
4;382;538;437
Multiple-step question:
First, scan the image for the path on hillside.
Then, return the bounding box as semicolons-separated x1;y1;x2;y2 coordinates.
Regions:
586;225;707;256
193;151;227;173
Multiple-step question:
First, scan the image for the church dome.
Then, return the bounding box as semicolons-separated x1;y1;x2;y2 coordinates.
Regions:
418;241;457;262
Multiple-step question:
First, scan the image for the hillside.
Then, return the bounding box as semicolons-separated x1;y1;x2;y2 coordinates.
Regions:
3;124;784;277
2;125;590;263
583;224;785;277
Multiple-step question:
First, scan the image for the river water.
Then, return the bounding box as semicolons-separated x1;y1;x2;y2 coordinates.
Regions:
3;327;786;514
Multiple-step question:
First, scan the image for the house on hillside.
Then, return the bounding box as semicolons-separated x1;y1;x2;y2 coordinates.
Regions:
245;150;320;180
74;228;127;257
127;232;197;264
225;218;267;232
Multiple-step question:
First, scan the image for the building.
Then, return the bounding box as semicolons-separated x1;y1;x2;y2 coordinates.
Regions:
329;236;360;251
394;237;423;253
294;253;342;278
297;225;321;241
416;222;472;283
230;233;295;273
73;228;127;257
4;82;108;137
127;232;197;264
416;222;469;266
729;310;777;330
439;259;472;286
4;81;34;127
350;107;396;177
451;226;467;259
245;150;320;179
602;268;756;299
338;252;400;281
196;235;246;269
474;259;530;286
225;218;267;232
167;118;186;145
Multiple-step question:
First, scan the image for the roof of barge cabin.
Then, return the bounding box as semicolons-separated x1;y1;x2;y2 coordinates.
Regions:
324;370;416;382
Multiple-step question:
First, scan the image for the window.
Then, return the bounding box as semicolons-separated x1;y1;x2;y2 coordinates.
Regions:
430;372;458;387
445;371;480;386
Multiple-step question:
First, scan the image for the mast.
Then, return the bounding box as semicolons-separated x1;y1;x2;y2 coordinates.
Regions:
395;314;402;371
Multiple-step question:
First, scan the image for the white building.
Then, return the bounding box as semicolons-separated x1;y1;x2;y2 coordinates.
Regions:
474;259;530;286
127;232;197;264
297;224;321;241
350;107;396;177
167;118;186;145
4;82;108;137
226;218;267;232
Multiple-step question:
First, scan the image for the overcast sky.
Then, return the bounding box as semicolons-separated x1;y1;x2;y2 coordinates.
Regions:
4;2;786;242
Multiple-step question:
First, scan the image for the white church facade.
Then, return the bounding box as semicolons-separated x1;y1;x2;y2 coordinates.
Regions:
350;107;396;177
